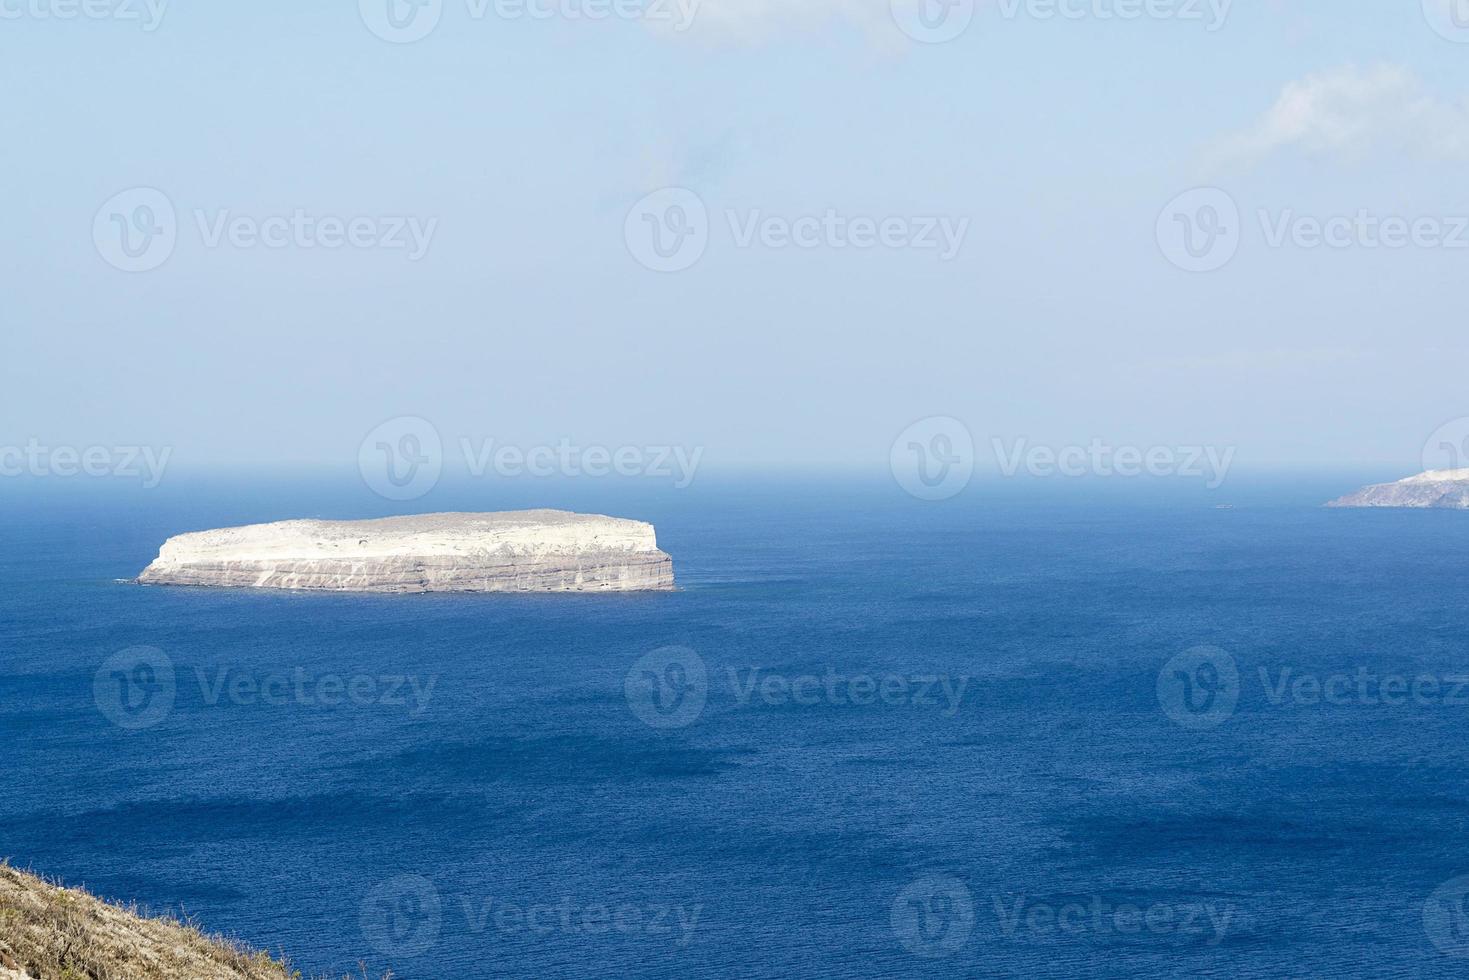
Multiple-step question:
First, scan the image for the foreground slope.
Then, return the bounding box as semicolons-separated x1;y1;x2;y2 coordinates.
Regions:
0;864;297;980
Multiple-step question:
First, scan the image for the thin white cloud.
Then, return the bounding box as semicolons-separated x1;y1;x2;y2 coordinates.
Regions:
1207;64;1469;172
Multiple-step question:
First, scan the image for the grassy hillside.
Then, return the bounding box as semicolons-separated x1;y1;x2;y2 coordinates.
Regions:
0;863;367;980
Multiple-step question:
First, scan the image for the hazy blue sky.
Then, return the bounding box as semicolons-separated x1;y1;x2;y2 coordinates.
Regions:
5;0;1469;475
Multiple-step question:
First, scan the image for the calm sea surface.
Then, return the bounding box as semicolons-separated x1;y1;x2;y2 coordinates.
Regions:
4;473;1469;978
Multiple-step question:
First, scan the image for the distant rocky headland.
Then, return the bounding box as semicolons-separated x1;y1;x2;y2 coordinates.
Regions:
137;510;675;593
1326;470;1469;509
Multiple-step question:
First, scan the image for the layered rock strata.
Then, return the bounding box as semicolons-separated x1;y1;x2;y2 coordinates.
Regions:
1326;470;1469;509
137;510;675;592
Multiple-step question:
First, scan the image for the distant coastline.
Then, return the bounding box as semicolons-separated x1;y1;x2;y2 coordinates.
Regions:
1327;470;1469;509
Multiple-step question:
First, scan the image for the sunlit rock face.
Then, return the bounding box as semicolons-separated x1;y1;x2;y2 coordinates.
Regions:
137;510;675;593
1326;470;1469;510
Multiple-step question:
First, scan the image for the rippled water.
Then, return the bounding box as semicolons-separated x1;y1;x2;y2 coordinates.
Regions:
4;473;1469;978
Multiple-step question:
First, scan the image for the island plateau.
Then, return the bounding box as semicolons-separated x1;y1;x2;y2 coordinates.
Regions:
136;510;675;593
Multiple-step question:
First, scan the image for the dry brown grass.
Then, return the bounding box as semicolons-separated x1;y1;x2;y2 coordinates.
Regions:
0;863;383;980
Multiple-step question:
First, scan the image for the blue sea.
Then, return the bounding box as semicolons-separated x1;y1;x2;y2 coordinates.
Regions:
5;472;1469;979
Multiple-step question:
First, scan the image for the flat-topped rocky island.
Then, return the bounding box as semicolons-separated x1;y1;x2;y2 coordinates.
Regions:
136;510;675;593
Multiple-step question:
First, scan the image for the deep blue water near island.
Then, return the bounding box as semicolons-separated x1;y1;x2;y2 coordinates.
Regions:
4;471;1469;978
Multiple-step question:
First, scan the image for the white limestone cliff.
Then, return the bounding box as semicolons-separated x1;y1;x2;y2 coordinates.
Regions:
137;510;675;592
1326;470;1469;509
